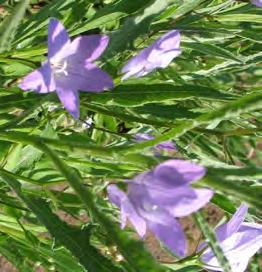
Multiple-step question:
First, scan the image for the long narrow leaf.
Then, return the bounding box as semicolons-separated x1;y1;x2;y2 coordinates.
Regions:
193;212;232;272
0;0;30;52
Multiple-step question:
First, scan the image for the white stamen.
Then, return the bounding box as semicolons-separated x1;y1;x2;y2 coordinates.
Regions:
50;58;68;76
143;202;158;212
152;205;158;211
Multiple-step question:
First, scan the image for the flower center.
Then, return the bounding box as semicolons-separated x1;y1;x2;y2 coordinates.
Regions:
142;202;158;212
50;58;68;76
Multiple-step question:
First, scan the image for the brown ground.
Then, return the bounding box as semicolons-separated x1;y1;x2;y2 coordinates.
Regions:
0;258;16;272
146;203;224;262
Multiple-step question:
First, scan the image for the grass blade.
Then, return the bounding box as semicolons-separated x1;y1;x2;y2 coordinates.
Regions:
0;0;30;52
193;212;232;272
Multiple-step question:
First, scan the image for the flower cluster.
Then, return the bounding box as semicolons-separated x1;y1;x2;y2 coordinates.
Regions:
108;161;262;271
18;17;262;272
19;19;181;119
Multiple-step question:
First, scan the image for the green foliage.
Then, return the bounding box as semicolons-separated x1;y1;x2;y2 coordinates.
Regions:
0;0;30;52
0;0;261;271
193;211;232;272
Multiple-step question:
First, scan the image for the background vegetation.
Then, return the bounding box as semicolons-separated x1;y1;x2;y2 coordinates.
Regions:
0;0;261;271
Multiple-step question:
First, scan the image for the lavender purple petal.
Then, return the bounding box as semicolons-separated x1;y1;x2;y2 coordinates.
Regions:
48;18;70;60
70;35;109;62
55;83;80;119
108;184;147;237
200;204;262;272
148;218;186;257
19;61;55;93
154;160;206;186
134;133;177;153
121;30;181;80
215;203;248;242
251;0;262;7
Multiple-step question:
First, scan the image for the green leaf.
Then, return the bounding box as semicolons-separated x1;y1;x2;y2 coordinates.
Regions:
12;124;57;173
72;0;155;35
183;42;242;63
0;234;85;272
0;131;114;158
237;30;262;43
0;0;30;52
131;104;199;120
24;197;121;272
164;264;203;272
193;212;232;272
0;172;122;272
216;14;262;23
4;144;23;172
208;166;262;181
86;84;234;107
14;0;76;45
202;174;262;210
119;92;262;153
37;143;167;272
211;193;236;215
83;103;169;127
0;237;34;272
104;0;175;57
159;0;208;20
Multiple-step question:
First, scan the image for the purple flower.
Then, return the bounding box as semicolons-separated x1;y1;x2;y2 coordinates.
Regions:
19;18;113;119
199;204;262;272
251;0;262;7
108;160;213;257
134;133;177;152
121;30;181;80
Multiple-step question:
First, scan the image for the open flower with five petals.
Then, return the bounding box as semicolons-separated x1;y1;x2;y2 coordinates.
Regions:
108;159;213;257
19;18;113;119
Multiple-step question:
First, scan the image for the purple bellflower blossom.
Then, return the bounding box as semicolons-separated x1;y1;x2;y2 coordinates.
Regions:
134;133;177;152
19;18;113;119
121;30;181;80
199;204;262;272
251;0;262;7
108;160;213;257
